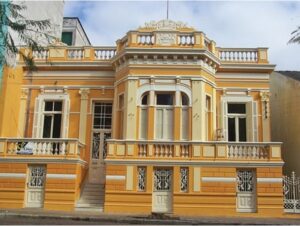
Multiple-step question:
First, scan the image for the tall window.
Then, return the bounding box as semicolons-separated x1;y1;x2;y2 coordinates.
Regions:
42;101;62;138
140;93;148;139
118;94;124;139
205;95;212;141
227;103;246;142
155;93;174;140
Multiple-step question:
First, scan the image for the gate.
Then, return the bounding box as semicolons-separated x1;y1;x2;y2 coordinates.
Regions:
283;172;300;213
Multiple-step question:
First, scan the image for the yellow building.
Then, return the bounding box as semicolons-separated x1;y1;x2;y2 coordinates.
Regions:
0;19;284;216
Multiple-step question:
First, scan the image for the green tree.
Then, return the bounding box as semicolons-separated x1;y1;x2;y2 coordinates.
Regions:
289;26;300;44
0;1;52;70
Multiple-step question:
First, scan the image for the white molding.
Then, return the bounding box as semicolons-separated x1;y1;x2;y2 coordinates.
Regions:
202;177;236;182
0;158;88;166
106;175;126;180
46;174;76;179
105;159;284;167
0;173;26;178
257;178;282;183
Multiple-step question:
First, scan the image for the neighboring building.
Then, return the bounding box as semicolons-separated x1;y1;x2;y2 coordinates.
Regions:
0;19;284;217
271;71;300;175
62;17;91;46
11;0;65;45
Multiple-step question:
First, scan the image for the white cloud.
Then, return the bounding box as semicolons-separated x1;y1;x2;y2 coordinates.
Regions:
64;1;300;70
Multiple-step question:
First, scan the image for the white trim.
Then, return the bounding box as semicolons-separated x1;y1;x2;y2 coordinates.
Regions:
105;159;284;167
202;177;236;182
0;158;88;166
0;173;26;178
257;178;282;183
46;174;76;179
106;175;126;180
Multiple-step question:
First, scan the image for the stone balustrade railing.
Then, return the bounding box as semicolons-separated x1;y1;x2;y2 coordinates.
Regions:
32;50;49;60
94;47;116;60
137;33;155;45
30;46;116;61
106;140;282;161
67;48;84;59
0;138;84;157
218;48;259;63
178;34;194;46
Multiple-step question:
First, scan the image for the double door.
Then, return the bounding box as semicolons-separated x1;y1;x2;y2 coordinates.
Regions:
89;130;111;184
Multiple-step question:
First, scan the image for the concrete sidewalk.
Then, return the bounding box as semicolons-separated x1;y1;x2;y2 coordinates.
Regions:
0;208;300;225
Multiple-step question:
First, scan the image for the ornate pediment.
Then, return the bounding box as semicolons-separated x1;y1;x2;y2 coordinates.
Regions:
139;19;194;31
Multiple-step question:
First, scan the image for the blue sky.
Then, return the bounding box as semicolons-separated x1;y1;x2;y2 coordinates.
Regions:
64;1;300;70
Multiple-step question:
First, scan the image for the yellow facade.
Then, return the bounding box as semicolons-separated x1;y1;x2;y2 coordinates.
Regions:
0;19;284;217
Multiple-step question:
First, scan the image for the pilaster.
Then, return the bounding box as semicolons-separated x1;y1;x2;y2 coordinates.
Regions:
260;91;271;142
17;88;29;137
78;88;89;144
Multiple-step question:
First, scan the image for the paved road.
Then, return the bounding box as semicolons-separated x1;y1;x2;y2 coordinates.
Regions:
1;215;300;225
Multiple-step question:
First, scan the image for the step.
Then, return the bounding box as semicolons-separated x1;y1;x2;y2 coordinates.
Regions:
80;196;104;201
76;203;103;208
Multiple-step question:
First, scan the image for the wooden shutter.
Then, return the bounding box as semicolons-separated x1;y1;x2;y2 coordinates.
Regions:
246;101;253;142
62;98;70;138
32;97;44;138
140;108;148;139
165;109;173;140
253;101;258;142
220;100;228;141
181;108;188;140
155;109;163;139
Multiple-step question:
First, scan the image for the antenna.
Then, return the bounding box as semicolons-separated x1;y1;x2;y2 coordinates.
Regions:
167;0;169;20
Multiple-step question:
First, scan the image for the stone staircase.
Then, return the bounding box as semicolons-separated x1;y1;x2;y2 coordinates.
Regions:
76;183;105;212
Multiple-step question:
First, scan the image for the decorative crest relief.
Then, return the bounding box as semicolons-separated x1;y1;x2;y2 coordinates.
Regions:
140;19;192;31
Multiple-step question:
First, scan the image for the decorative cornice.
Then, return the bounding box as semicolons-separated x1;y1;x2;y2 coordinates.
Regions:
139;19;194;31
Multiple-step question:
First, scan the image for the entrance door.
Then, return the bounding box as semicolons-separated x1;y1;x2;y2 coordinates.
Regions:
26;165;46;208
89;131;111;184
152;169;173;213
236;170;256;212
89;102;112;184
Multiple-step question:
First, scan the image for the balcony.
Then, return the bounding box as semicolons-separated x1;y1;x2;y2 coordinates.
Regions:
106;140;282;162
0;138;85;159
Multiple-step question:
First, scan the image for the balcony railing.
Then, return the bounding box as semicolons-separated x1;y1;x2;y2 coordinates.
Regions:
0;138;84;158
106;140;282;161
218;48;258;63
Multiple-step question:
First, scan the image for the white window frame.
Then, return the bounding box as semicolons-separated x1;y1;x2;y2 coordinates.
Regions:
32;93;70;138
220;96;258;142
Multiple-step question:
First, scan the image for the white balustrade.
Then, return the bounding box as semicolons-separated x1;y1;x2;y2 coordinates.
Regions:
68;49;84;59
5;139;83;156
180;144;190;157
178;35;194;46
138;144;147;157
94;48;116;60
227;144;269;160
154;144;174;157
32;50;49;60
137;34;154;45
219;49;258;62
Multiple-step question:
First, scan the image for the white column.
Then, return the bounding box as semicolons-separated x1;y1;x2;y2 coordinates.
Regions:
78;88;89;144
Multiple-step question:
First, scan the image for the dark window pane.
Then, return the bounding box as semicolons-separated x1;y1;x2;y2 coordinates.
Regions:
228;104;246;114
228;118;236;141
182;93;189;106
94;105;102;114
45;102;53;111
43;115;52;138
157;94;173;105
239;118;247;142
54;101;62;111
105;104;112;114
61;32;73;46
105;118;112;128
52;114;61;138
142;95;148;105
